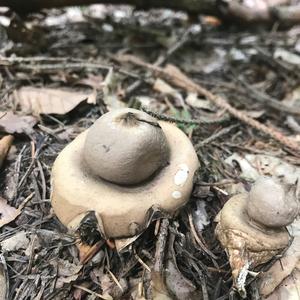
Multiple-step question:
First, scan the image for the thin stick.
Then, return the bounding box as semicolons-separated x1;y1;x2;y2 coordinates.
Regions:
0;112;7;119
125;25;193;95
117;54;300;152
106;267;124;292
73;284;112;300
188;212;217;259
195;124;239;149
135;253;151;272
142;107;229;125
235;76;300;115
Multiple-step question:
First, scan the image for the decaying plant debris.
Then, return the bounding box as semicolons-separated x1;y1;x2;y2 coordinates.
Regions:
0;5;300;300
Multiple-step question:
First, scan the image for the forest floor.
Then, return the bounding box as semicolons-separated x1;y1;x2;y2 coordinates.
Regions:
0;5;300;300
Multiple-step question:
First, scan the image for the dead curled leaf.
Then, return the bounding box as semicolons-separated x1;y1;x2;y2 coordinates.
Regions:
0;135;13;169
259;219;300;298
0;197;21;228
263;268;300;300
259;238;300;298
165;259;200;300
165;232;203;300
14;87;97;116
50;259;82;288
0;231;30;252
0;111;36;134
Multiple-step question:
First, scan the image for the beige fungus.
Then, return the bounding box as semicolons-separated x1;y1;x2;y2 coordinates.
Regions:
83;109;170;185
215;176;298;296
247;176;299;228
51;108;199;238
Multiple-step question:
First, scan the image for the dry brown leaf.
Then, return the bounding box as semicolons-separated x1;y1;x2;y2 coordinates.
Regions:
225;153;300;185
262;267;300;300
100;272;127;299
14;87;96;116
50;258;82;288
165;259;201;300
259;237;300;297
164;231;203;300
0;197;21;228
0;135;13;169
0;231;30;252
56;259;82;277
0;111;36;134
260;218;300;298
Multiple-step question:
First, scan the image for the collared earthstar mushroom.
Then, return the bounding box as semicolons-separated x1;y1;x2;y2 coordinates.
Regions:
51;108;199;238
215;176;299;297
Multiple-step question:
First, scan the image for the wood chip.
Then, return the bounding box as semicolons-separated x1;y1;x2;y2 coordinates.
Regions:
0;135;13;169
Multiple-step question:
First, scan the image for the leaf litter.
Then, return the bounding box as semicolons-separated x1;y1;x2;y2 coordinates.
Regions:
0;5;300;300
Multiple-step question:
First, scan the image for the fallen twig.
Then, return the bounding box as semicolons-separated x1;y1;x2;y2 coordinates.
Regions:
73;284;112;300
235;77;300;115
142;107;230;125
0;56;138;79
125;26;193;96
118;54;300;152
195;124;239;149
188;212;217;259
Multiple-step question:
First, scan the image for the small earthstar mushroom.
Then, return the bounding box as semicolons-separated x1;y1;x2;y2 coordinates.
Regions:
51;108;199;238
215;176;299;298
